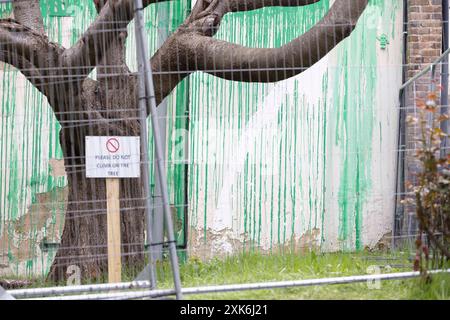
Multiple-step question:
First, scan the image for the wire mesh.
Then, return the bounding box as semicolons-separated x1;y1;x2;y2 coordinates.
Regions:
394;48;450;251
0;0;448;299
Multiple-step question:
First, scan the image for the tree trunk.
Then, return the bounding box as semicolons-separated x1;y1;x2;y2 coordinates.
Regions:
48;72;146;283
48;169;146;283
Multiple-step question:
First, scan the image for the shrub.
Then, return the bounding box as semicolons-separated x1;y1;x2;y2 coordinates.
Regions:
405;90;450;278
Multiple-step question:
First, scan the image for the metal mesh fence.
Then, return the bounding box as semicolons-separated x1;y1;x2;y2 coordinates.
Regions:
394;48;450;250
0;0;447;299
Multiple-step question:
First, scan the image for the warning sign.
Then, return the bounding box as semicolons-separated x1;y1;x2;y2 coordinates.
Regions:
85;136;141;178
106;138;120;153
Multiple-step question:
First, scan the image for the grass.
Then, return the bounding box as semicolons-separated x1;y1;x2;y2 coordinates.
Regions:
5;250;449;299
152;250;450;300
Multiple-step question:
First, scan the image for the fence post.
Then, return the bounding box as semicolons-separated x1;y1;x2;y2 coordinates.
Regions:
133;0;183;300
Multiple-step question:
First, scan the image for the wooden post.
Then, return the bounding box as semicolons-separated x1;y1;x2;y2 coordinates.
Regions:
106;178;121;283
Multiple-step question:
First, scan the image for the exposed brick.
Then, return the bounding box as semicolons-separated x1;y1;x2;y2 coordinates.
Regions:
401;0;444;232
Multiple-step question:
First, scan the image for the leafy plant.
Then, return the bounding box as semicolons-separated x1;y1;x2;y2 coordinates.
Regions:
406;90;450;278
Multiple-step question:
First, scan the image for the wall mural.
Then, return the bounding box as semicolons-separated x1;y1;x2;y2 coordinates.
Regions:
0;0;403;277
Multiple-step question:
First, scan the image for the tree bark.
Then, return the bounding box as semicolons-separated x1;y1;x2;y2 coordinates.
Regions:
49;167;147;282
13;0;45;34
48;3;146;280
48;73;148;282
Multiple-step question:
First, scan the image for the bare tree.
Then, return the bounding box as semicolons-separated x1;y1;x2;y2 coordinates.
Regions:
0;0;368;282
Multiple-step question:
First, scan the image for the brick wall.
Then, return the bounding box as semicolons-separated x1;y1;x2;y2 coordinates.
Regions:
407;0;442;80
398;0;443;237
405;0;442;180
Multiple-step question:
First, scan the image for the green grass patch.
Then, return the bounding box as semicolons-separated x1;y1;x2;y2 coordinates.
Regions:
4;250;449;299
153;250;450;300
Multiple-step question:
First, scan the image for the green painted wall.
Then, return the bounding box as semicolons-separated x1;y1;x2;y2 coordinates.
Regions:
186;0;403;256
0;0;403;276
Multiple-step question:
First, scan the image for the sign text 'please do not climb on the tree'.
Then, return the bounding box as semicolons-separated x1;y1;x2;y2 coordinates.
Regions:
85;136;141;178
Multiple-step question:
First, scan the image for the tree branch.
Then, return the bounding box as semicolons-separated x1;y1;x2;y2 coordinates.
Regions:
61;0;131;79
189;0;368;82
228;0;321;11
62;0;167;79
0;19;64;97
189;0;321;22
92;1;131;79
150;0;367;105
12;0;45;35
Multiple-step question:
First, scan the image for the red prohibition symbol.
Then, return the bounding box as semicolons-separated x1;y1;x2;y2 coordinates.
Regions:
106;138;120;153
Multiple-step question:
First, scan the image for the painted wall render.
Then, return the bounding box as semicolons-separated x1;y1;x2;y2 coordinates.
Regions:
186;0;403;257
0;0;403;277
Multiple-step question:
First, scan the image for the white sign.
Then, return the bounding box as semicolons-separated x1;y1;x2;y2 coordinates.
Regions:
85;136;141;178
